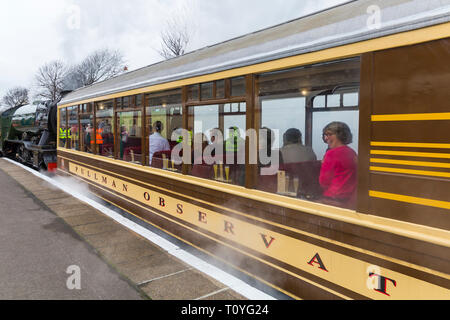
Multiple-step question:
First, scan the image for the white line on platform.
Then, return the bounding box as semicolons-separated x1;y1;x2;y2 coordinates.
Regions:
4;158;276;300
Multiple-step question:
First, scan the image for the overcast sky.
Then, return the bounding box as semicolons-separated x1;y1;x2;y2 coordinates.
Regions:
0;0;349;102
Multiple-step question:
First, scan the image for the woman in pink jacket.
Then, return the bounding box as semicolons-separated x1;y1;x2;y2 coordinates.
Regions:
319;122;357;209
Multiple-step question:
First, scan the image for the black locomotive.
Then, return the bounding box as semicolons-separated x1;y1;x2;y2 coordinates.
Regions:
0;100;58;171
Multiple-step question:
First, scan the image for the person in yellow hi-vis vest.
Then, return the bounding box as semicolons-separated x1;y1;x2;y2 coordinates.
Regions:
59;127;67;147
225;126;244;153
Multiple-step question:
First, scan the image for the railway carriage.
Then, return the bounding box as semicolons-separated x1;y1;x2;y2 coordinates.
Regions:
56;0;450;299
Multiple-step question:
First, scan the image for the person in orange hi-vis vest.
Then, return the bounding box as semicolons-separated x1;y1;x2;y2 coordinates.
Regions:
91;123;104;154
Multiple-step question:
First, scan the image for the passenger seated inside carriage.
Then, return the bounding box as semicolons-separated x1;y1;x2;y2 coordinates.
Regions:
257;127;322;200
318;121;357;209
149;120;170;166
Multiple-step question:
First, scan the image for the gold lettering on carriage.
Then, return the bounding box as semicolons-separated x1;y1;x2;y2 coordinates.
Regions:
69;162;450;300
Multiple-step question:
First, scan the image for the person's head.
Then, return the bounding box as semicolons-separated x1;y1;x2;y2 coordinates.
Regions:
322;122;353;149
283;128;302;146
153;121;163;133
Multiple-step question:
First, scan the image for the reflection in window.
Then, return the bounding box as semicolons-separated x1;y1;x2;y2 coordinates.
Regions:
118;96;130;109
59;108;67;148
327;94;341;107
343;92;359;106
145;89;182;170
187;103;246;186
80;113;94;154
231;77;245;97
118;111;142;163
257;58;360;210
261;97;306;149
68;106;79;150
187;84;199;102
216;80;225;99
96;101;114;158
313;95;325;108
201;82;213;100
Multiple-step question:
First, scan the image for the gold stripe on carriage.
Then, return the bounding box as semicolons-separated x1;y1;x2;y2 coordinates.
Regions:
369;191;450;211
371;113;450;122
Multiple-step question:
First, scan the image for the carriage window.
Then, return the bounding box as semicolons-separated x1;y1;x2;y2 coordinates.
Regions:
80;103;92;114
68;106;79;151
327;94;341;107
145;89;182;170
79;111;94;154
59;108;67;148
135;94;142;107
231;77;245;97
343;92;359;107
95;100;114;158
216;80;225;99
256;58;360;210
187;103;246;187
187;84;199;102
118;110;142;163
201;82;213;100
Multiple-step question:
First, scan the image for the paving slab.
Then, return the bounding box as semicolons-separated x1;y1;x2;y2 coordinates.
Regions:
63;213;109;227
84;229;141;248
0;159;249;300
140;269;226;300
0;163;144;300
96;239;164;265
117;253;190;285
73;220;124;237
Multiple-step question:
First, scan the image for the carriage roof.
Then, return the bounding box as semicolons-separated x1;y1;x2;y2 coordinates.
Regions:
60;0;450;106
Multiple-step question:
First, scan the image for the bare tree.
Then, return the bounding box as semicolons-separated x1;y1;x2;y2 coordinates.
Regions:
69;48;127;87
2;87;29;108
158;15;192;60
35;60;69;102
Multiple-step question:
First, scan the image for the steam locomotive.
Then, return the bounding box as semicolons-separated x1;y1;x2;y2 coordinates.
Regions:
0;100;58;171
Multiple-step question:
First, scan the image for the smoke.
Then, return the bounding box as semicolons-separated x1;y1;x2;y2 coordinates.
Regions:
42;173;97;202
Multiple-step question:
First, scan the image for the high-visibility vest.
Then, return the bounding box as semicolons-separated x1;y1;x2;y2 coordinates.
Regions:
59;128;67;139
225;127;242;152
67;128;72;139
91;128;104;145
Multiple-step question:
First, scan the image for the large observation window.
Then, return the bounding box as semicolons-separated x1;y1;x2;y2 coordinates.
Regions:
58;108;67;148
118;110;142;163
256;58;360;209
79;103;94;154
145;89;183;170
95;100;114;158
187;103;246;187
58;58;361;210
68;106;79;151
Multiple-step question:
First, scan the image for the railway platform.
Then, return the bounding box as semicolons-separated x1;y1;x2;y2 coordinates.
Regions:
0;158;267;300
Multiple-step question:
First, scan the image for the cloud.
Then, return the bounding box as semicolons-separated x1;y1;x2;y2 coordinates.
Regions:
0;0;69;97
0;0;348;99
